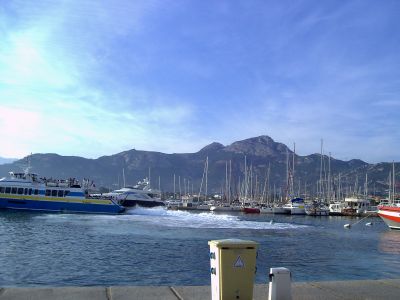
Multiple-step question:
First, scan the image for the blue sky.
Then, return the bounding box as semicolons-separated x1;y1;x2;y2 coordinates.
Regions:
0;0;399;163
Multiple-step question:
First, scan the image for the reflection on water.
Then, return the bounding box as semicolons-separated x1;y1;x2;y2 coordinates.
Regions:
379;230;400;254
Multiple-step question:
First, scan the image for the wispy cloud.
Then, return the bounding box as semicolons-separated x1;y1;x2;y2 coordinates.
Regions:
0;0;399;163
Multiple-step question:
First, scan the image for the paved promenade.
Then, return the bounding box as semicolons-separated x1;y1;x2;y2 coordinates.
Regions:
1;279;399;299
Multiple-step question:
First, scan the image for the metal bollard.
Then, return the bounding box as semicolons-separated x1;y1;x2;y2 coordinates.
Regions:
268;267;292;300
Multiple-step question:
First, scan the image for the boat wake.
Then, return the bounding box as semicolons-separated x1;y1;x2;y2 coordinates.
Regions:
34;207;308;231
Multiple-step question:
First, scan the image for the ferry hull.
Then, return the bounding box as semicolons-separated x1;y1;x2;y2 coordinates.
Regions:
378;207;400;230
0;197;125;214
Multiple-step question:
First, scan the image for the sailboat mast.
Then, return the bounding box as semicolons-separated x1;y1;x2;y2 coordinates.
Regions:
293;142;295;197
205;156;208;201
393;161;396;203
229;160;232;205
244;155;248;202
319;139;323;200
122;168;126;188
173;174;176;199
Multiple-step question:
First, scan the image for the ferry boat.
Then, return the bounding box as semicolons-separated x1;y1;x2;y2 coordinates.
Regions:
0;172;124;214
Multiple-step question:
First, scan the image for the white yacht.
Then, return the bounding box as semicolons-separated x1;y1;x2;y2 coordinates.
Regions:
329;201;344;216
101;177;164;208
283;198;306;215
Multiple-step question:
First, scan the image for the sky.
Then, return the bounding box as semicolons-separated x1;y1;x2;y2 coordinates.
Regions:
0;0;399;163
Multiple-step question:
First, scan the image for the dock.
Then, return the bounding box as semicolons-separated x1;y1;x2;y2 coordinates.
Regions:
1;279;399;299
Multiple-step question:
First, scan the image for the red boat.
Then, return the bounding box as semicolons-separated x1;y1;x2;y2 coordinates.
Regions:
243;207;260;214
378;205;400;230
378;163;400;229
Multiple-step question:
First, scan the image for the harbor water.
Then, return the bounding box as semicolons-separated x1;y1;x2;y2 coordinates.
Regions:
1;208;400;287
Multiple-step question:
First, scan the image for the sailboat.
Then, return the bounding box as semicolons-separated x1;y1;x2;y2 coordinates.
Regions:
305;140;329;216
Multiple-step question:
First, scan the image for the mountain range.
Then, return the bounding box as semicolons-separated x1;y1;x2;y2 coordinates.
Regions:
0;135;397;196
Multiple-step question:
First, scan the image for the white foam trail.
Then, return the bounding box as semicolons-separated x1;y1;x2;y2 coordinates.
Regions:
35;207;308;230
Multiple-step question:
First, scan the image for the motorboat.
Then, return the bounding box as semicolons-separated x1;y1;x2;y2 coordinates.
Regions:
242;207;260;214
259;206;274;214
305;200;329;216
283;198;306;215
329;201;344;216
115;190;165;208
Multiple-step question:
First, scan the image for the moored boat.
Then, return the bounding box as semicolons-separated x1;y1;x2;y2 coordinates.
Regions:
242;207;260;214
0;172;124;214
210;204;242;212
341;197;370;217
259;206;273;214
378;203;400;229
305;200;329;216
283;197;306;215
329;201;344;216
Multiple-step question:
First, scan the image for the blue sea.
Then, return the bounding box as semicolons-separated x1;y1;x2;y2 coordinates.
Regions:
0;208;399;287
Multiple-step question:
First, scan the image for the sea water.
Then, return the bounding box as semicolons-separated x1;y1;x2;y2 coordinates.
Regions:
0;208;399;286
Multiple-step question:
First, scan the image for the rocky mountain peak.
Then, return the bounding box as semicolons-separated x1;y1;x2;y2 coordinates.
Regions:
224;135;289;157
198;142;225;153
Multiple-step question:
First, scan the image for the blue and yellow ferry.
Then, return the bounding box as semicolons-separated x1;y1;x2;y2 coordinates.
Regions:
0;171;125;214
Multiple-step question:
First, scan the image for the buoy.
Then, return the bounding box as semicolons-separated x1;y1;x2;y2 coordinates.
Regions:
365;222;373;226
344;224;351;228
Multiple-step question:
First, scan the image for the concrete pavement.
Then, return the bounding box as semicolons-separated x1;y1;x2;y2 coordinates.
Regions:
1;279;399;299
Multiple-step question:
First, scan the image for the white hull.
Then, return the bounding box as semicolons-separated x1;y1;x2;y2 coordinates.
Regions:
210;205;242;212
378;207;400;230
260;207;274;214
272;207;288;214
290;207;306;215
305;208;329;216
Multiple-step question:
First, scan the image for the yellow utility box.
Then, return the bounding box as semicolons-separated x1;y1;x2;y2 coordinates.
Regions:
208;239;259;300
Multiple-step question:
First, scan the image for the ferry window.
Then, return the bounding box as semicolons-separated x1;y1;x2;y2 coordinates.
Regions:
34;189;38;195
45;190;51;196
64;190;70;197
58;190;64;197
18;188;23;195
29;188;32;195
0;187;4;193
51;190;57;197
24;188;28;195
5;187;11;193
11;187;17;194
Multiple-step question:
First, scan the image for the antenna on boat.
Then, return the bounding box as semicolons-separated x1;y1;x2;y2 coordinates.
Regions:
23;153;33;175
